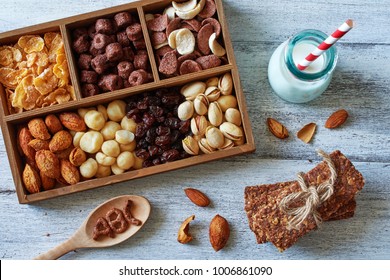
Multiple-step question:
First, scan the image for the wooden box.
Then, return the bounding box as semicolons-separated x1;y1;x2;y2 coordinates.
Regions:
0;0;255;204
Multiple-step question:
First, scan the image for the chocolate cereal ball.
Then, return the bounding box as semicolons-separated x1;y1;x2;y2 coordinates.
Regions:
117;61;134;80
95;18;116;35
114;12;133;29
73;28;88;39
98;74;123;92
80;70;98;84
126;23;143;41
105;43;123;62
92;33;113;51
78;53;93;70
117;30;131;47
133;53;149;70
82;83;100;97
72;35;90;54
88;24;97;39
91;54;109;74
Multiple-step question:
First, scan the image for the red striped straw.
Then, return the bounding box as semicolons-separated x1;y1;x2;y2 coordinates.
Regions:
297;19;354;71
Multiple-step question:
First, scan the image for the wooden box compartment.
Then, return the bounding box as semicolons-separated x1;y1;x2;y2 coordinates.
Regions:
0;0;255;204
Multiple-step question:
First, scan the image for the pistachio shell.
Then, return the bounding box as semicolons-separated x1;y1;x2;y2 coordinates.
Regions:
225;108;242;126
180;81;206;101
218;138;234;150
208;101;223;127
206;77;219;87
217;95;237;112
178;100;194;121
198;138;215;154
191;115;208;136
194;94;209;116
205;126;225;149
218;72;233;95
204;86;220;102
219;122;243;141
182;135;199;155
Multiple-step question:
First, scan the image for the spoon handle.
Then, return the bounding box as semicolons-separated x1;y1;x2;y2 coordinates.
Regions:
34;238;78;260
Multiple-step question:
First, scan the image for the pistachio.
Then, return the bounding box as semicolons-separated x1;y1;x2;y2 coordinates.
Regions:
206;77;219;87
178;100;194;121
198;138;215;154
182;135;199;155
219;138;234;150
234;136;245;146
193;94;209;116
180;81;206;101
218;72;233;95
191;115;208;136
204;86;221;102
208;101;223;127
219;122;243;141
225;108;242;126
205;126;225;149
217;95;237;112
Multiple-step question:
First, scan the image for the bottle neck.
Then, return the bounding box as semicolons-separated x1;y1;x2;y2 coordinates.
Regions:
284;29;338;82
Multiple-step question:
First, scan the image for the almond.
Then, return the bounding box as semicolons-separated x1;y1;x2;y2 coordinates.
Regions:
267;118;289;139
59;112;87;132
40;171;56;191
60;159;80;185
49;130;73;152
22;164;41;194
177;215;195;244
18;127;36;162
45;114;63;134
209;214;230;252
69;147;87;167
325;109;349;129
35;150;60;179
184;188;210;207
28;139;50;151
28;118;51;140
297;123;317;143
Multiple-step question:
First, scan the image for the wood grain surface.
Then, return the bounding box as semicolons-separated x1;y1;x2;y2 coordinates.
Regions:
0;0;389;259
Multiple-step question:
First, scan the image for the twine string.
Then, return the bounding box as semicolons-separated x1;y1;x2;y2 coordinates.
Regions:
279;150;337;230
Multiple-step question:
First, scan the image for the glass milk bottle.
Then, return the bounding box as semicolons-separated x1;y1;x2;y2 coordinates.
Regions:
268;29;338;103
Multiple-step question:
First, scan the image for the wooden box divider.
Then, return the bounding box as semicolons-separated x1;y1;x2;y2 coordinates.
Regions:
0;0;256;204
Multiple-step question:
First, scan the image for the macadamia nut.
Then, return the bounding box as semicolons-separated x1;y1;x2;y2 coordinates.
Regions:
119;141;136;152
115;130;135;144
100;121;122;140
116;151;134;170
84;110;106;131
96;152;116;166
111;163;125;175
107;100;126;122
80;131;104;154
73;132;85;148
97;105;108;121
121;116;137;133
78;107;95;119
133;152;144;170
80;158;98;178
101;140;120;157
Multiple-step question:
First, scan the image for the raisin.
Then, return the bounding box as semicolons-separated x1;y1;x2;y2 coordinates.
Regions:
155;135;171;146
161;149;180;162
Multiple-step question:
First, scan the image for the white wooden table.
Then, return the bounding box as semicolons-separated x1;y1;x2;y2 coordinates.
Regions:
1;0;389;260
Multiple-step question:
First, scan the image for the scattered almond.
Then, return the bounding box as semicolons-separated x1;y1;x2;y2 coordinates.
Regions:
267;118;289;139
177;215;195;244
297;123;317;144
325;109;349;129
28;118;51;140
209;214;230;252
184;188;210;207
22;164;41;194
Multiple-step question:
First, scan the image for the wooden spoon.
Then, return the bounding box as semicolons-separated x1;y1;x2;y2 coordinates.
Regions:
34;195;151;260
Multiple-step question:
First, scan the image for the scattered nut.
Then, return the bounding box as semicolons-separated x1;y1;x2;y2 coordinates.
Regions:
209;214;230;252
177;215;195;244
325;109;349;129
185;188;210;207
267;118;289;139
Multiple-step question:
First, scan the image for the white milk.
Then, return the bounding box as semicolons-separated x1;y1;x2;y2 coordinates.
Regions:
268;30;338;103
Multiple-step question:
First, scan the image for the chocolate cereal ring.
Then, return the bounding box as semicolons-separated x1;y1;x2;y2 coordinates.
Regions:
128;69;148;86
159;50;178;75
106;208;128;234
179;60;202;75
198;0;217;19
147;14;169;32
197;23;214;55
196;54;221;69
201;18;221;38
